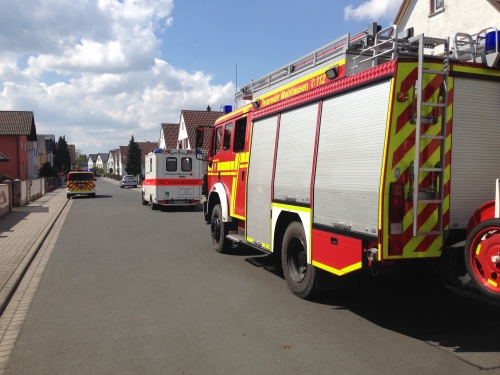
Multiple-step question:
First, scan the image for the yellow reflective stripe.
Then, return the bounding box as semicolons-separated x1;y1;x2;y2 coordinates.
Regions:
453;65;500;78
312;260;362;276
488;279;498;287
216;105;251;124
272;202;311;213
476;244;481;255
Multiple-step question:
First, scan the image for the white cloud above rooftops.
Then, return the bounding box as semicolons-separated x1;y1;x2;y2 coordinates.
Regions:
344;0;401;21
0;0;230;153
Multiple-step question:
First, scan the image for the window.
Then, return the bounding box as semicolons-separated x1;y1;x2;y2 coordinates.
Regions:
181;157;192;172
223;123;232;150
166;157;177;171
233;118;247;153
149;158;152;172
431;0;444;13
212;127;223;156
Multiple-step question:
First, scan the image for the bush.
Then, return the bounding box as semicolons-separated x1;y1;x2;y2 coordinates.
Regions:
0;173;10;182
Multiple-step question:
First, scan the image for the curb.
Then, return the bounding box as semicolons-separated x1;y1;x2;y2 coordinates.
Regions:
0;190;68;317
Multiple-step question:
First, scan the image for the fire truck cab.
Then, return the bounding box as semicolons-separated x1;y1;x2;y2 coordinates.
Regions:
196;23;500;300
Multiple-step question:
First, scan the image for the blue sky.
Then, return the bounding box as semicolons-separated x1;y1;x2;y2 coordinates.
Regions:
0;0;401;155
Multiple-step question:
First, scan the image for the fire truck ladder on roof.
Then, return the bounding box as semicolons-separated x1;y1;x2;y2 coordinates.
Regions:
409;34;449;237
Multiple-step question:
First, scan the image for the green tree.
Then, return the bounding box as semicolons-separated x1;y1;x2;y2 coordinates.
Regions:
39;162;58;177
54;136;71;174
125;135;141;176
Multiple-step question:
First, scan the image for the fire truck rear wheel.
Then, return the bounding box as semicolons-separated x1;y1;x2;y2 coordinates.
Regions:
211;204;231;253
464;218;500;300
282;222;317;299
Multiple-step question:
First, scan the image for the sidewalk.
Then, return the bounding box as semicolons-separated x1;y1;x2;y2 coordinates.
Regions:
0;188;68;316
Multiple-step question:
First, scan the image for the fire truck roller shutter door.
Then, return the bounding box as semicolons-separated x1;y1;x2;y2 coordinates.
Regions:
314;80;391;236
450;78;500;229
247;115;279;248
274;103;318;205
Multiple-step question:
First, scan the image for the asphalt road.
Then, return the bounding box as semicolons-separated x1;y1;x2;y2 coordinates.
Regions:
5;178;500;374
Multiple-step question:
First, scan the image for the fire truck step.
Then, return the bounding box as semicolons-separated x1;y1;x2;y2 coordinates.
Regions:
418;199;442;204
421;135;444;140
226;234;245;243
417;231;443;236
420;167;443;172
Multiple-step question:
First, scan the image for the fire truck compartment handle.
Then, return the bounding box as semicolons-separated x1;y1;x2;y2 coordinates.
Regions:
331;237;338;245
241;171;245;181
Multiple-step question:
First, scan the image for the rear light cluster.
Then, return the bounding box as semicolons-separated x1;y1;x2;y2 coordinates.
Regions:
388;182;404;256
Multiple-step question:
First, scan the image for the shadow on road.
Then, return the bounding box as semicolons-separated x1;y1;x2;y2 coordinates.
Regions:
237;250;500;362
71;195;113;199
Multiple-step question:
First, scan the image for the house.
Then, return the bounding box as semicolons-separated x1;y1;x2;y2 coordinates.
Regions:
36;135;46;169
137;141;159;176
159;123;179;149
39;134;55;166
178;108;222;151
116;146;128;176
96;153;109;172
0;111;37;180
394;0;500;54
88;154;98;170
107;149;117;174
27;140;38;179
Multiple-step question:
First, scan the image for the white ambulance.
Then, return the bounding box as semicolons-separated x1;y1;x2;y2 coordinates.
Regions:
142;149;203;210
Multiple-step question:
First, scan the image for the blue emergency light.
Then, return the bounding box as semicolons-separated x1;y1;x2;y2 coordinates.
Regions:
485;31;500;53
223;105;232;114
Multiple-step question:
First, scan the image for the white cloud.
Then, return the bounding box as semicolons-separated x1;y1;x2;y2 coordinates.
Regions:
344;0;401;21
0;0;234;154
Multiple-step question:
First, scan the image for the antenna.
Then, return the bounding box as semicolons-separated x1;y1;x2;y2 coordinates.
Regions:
235;63;237;109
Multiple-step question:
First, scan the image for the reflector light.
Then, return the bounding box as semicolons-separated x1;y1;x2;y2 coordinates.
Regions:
390;223;403;235
389;182;405;221
389;241;403;256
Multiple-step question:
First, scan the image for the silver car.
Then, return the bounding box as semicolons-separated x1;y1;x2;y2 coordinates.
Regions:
120;175;137;188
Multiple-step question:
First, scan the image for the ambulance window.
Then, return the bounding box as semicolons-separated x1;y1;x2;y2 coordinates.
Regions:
233;117;246;153
223;123;232;150
181;157;192;172
212;127;222;156
166;157;177;171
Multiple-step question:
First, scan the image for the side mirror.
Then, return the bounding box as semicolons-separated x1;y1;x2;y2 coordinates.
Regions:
195;127;204;148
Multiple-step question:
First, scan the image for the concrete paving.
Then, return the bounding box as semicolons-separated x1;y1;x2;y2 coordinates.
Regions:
0;188;68;317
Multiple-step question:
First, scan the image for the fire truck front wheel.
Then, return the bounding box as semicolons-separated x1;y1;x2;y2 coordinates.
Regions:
211;204;231;253
282;222;317;299
464;219;500;300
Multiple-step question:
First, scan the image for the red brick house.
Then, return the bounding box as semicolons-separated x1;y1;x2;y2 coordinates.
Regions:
0;111;37;180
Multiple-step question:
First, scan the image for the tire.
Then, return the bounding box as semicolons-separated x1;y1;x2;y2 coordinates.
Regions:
464;218;500;300
141;192;148;205
211;204;231;253
133;185;137;188
67;194;71;199
282;222;317;299
89;193;95;198
120;186;123;188
150;197;157;210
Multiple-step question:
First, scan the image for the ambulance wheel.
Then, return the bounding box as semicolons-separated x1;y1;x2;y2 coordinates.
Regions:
211;204;231;253
282;222;317;299
464;219;500;300
141;192;148;205
150;197;157;210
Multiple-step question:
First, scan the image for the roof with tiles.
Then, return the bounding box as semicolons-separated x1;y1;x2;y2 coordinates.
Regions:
108;149;116;161
181;109;222;153
88;153;98;162
119;146;128;164
98;152;109;162
137;141;159;163
0;111;37;141
161;123;179;149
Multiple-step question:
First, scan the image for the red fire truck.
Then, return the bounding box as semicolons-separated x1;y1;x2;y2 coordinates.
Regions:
196;23;500;300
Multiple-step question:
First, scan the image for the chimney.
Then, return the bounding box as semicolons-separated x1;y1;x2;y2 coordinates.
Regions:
207;105;211;112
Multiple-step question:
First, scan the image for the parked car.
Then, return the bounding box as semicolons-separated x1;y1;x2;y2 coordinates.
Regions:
120;175;137;188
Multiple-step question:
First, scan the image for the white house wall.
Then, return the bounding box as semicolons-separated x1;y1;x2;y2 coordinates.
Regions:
399;0;499;54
